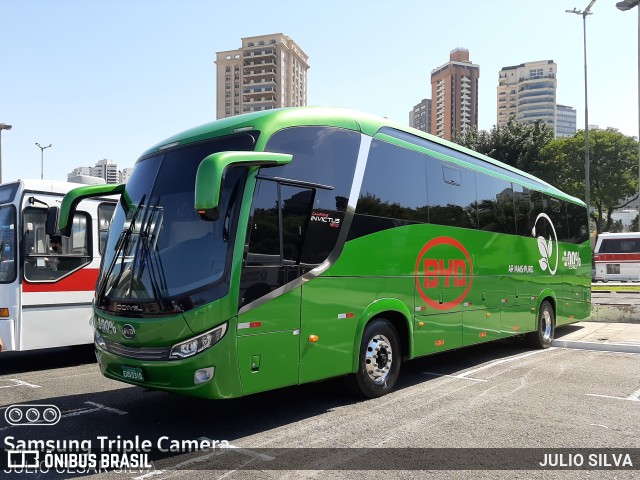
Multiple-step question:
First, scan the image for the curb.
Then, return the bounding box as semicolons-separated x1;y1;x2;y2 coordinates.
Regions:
551;339;640;354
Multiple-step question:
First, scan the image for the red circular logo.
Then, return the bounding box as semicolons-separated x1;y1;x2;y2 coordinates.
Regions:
414;236;473;311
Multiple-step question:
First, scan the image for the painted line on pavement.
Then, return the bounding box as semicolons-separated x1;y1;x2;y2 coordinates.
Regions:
0;379;41;389
552;339;640;354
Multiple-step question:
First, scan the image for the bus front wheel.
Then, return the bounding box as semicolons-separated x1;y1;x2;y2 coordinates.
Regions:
527;300;555;349
351;319;401;398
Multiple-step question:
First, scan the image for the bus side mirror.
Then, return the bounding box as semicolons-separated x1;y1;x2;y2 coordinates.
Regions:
58;183;125;237
45;207;60;236
195;151;292;220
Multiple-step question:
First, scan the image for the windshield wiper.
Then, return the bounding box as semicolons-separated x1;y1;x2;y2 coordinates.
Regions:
132;197;168;309
96;194;146;302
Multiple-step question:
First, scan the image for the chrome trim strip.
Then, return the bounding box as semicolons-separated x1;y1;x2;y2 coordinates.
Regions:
348;135;372;208
238;133;372;316
22;302;93;309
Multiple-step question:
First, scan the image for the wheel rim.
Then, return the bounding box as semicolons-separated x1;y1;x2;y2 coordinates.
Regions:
542;308;552;341
365;334;393;384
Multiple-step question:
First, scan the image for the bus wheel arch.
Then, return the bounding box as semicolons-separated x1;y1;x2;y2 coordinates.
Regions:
350;317;402;398
351;300;413;372
527;297;555;349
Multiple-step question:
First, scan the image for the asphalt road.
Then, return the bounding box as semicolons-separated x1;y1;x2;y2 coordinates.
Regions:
1;339;639;479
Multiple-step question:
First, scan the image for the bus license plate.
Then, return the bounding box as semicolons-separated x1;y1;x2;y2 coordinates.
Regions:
121;366;144;382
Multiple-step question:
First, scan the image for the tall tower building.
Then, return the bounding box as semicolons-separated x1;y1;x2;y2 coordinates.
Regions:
430;48;480;140
497;60;557;131
215;33;309;119
409;99;431;133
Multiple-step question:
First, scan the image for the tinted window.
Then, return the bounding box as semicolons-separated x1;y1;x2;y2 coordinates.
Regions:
599;238;640;253
427;159;477;229
513;184;533;237
356;139;428;222
240;127;360;307
546;196;569;243
264;126;360;215
566;202;589;244
377;127;548;190
476;176;515;234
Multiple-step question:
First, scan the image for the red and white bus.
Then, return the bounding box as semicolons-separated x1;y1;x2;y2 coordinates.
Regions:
0;179;116;352
593;232;640;282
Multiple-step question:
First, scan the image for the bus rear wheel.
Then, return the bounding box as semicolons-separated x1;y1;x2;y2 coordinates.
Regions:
351;319;401;398
527;300;555;349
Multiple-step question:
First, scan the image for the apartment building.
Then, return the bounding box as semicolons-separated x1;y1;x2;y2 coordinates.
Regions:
409;99;432;133
68;160;132;184
430;48;480;140
497;60;557;130
215;33;309;119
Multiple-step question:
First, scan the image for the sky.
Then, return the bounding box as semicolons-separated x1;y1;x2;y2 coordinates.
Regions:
1;0;638;183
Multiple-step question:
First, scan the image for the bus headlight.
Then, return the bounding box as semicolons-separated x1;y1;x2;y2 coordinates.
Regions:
94;330;106;350
169;323;228;360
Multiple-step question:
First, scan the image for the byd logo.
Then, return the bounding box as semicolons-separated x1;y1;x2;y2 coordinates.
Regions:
414;236;473;310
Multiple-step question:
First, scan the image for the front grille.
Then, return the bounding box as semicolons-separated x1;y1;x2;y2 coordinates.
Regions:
103;339;170;361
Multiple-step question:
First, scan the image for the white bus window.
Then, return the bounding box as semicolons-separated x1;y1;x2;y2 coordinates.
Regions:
98;203;116;254
23;209;91;282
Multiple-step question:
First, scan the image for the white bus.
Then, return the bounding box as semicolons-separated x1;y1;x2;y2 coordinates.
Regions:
0;179;116;352
593;232;640;282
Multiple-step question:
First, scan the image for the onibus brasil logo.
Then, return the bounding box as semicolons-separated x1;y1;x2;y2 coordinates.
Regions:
532;213;559;276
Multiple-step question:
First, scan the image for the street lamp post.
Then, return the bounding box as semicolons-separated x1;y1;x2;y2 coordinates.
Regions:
616;0;640;231
566;0;596;224
35;142;52;180
0;123;12;184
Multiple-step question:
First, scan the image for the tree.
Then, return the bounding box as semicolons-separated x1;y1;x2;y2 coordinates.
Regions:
453;118;554;176
538;128;639;233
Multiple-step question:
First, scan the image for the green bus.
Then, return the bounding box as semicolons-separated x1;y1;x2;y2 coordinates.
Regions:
55;107;591;399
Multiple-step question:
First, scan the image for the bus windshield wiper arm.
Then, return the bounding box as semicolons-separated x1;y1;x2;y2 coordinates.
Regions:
136;197;167;307
97;194;146;302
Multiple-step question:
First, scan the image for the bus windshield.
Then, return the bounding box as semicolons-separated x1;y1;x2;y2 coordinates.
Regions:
0;205;16;283
96;134;255;314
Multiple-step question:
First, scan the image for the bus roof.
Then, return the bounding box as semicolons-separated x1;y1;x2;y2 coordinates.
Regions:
597;232;640;239
141;106;584;206
13;179;96;195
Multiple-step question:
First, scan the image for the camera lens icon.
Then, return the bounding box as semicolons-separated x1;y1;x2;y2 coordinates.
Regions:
5;404;61;426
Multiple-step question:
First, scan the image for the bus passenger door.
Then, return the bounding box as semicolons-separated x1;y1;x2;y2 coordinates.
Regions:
236;179;313;395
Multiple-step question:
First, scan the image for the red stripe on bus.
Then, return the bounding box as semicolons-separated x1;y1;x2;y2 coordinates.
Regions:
595;253;640;262
22;269;100;292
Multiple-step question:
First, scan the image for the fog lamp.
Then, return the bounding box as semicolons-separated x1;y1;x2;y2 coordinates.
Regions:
194;367;215;385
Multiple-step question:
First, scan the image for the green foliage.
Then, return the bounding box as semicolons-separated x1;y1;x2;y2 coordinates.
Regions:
538;128;639;233
453;118;554;175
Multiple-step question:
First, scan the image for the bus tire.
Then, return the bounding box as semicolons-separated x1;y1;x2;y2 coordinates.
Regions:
527;300;555;349
351;319;401;398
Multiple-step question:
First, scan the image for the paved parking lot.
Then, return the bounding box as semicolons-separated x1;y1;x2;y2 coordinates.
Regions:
1;336;639;479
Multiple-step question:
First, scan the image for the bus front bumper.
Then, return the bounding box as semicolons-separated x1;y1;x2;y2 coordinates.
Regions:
94;330;242;399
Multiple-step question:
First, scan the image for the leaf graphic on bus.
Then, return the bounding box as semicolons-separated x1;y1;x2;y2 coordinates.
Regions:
539;257;549;271
537;237;549;258
537;236;550;271
547;238;553;257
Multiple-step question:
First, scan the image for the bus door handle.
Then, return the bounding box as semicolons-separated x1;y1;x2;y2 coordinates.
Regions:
438;293;444;305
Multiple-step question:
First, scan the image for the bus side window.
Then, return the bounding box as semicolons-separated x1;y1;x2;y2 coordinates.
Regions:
426;158;477;229
566;202;589;244
98;203;116;254
23;208;91;282
513;184;532;237
476;176;516;234
240;179;314;307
